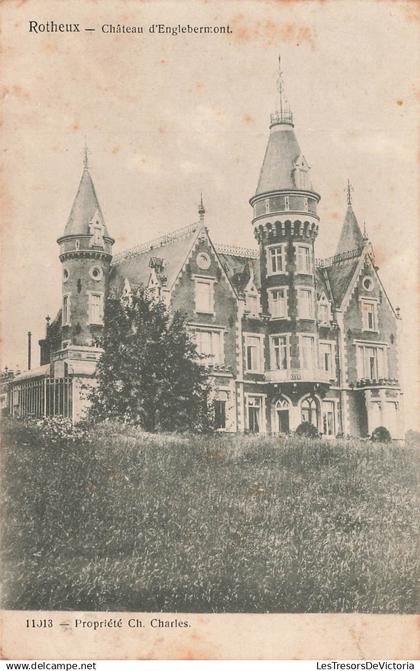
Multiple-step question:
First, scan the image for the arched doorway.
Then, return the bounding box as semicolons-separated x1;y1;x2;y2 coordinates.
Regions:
300;396;320;428
274;397;290;434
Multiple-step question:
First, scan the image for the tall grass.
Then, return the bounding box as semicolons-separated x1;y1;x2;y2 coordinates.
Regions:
1;418;418;613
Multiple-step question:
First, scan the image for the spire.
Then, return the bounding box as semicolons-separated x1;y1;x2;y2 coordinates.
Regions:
270;56;294;128
335;183;365;255
83;140;89;170
346;178;354;206
198;193;205;224
252;58;316;199
363;220;368;241
61;149;110;238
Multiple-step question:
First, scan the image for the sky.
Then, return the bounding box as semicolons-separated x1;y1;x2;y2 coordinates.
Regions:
1;0;419;429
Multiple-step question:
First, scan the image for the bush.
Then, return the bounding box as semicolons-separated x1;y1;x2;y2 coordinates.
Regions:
295;421;319;438
371;426;392;443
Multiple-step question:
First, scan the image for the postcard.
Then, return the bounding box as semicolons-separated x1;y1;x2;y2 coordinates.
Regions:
1;0;418;662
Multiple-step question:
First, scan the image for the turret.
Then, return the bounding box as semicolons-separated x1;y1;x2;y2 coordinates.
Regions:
250;59;320;373
335;180;365;256
57;148;114;349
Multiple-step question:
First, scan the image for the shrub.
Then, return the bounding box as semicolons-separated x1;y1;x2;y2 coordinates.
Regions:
371;426;392;443
295;421;319;438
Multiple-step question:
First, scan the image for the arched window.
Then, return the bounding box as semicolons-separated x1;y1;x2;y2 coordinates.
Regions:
275;398;289;411
274;397;290;433
301;397;319;427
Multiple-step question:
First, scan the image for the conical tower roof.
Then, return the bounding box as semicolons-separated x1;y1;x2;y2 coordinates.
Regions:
254;57;313;196
63;153;109;238
256;126;304;195
336;182;365;254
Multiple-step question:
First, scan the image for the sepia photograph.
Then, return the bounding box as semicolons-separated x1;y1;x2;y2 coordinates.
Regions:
0;0;418;661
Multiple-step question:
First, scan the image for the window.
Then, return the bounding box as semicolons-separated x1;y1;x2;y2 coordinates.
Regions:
318;297;331;323
284;196;290;211
246;291;259;316
267;245;286;274
196;252;211;270
322;401;336;436
194;278;214;314
296;245;312;274
194;329;224;365
271;335;289;370
63;268;69;283
268;288;288;318
245;335;264;373
90;266;103;281
298;288;314;319
89;292;104;324
356;343;387;380
300;335;316;369
247;396;264;433
62;295;71;325
303;197;309;212
361;299;378;331
362;276;374;291
319;341;334;377
301;397;319;427
214;400;226;430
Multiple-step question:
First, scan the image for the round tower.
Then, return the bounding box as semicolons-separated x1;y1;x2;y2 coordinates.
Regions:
57;148;114;349
250;58;321;374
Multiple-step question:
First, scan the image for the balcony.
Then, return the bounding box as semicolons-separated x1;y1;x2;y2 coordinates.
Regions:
353;377;399;389
266;367;332;384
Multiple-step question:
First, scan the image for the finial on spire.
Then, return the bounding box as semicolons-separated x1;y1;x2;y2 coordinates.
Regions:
346;178;354;206
363;220;368;240
83;140;89;170
198;192;205;223
270;55;293;128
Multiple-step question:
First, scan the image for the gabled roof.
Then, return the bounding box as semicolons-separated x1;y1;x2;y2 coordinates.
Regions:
314;266;333;303
324;257;361;307
255;126;303;195
63;167;110;238
109;223;201;295
335;205;364;256
109;225;262;300
216;250;260;294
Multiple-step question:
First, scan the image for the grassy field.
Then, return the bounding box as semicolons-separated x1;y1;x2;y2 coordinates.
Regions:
0;418;418;613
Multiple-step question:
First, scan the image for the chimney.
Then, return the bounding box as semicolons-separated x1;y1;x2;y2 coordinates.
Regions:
27;331;32;371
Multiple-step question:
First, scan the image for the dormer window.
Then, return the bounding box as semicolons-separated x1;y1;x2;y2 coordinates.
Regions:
89;213;105;248
318;294;331;324
246;291;259;316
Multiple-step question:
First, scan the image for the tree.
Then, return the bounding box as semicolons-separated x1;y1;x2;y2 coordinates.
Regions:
89;287;214;432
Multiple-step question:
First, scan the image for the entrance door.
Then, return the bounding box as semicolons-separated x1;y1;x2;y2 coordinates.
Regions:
278;409;290;433
274;398;290;434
